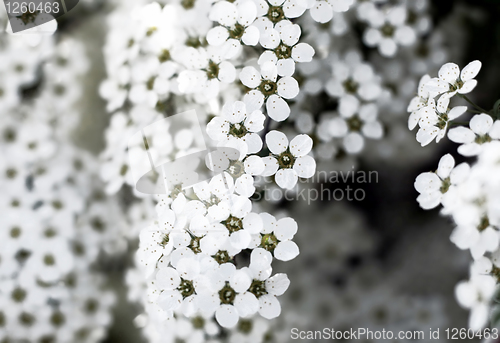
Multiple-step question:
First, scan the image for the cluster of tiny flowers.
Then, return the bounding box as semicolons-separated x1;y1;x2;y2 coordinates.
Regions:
94;0;468;340
411;60;500;330
0;22;119;341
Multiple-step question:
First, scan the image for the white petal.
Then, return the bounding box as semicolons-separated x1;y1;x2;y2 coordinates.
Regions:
275;217;297;240
448;106;467;121
277;58;295;77
242;25;260;46
244;132;263;154
424;78;449;94
343;132;364;154
275;169;298;189
243;212;264;234
448;127;475;144
310;1;333;23
230;269;252;292
460;60;481;82
235;292;259;317
259;295;281;319
260;29;280;49
275;241;299;261
489;120;500;139
218;61;236;83
279;23;301;46
277;77;299;99
293;155;316;178
438;62;460;84
457;79;477;94
207;26;229;46
291;43;314;63
379;38;397;57
437;153;455;179
240;67;261;88
244;155;265;175
156;268;180;290
243;90;264;112
215;305;239;328
261;156;279;177
414;172;441;193
237;1;257;26
250;248;273;271
157;290;182;311
265;273;290;296
457;143;482;156
470;113;493;135
449;163;470;184
289;134;313;157
266;130;288;154
266;95;290;121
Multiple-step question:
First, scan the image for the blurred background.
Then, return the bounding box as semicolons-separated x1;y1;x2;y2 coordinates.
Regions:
2;0;500;342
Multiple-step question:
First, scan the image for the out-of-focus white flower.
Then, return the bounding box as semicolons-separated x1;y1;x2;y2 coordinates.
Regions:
448;114;500;156
414;154;470;210
362;5;416;57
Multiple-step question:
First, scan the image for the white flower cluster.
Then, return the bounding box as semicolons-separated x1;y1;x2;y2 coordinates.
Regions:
0;29;120;342
411;60;500;330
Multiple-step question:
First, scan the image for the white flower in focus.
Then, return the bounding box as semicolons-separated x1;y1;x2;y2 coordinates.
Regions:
207;0;260;49
416;103;467;146
262;130;316;189
258;21;315;76
240;61;299;121
408;74;434;130
425;60;482;98
258;213;299;261
448;114;500;156
414;154;470;210
207;101;265;156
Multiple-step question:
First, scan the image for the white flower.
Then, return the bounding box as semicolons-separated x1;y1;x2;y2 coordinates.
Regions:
258;213;299;261
257;21;315;76
176;47;236;101
416;103;467;146
408;74;434;130
329;96;383;154
325;53;382;102
362;5;416;57
414;154;470;210
455;273;496;330
207;101;265;157
207;0;260;49
425;60;482;98
448;114;500;156
262;130;316;189
240;61;299;121
450;221;499;260
310;0;354;23
156;257;204;317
